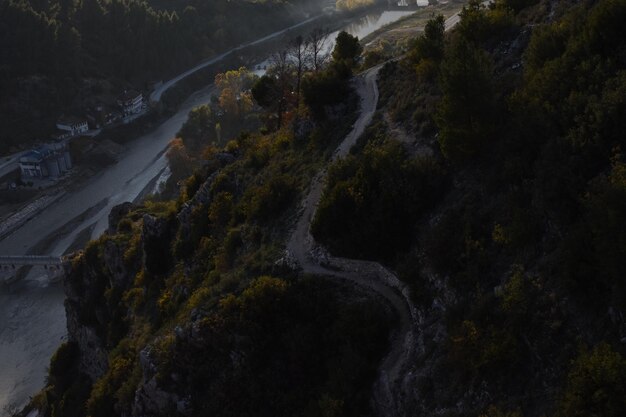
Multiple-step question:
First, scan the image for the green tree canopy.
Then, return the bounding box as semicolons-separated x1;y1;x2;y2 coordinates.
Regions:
557;343;626;417
410;14;445;63
332;31;362;67
252;74;279;108
436;37;496;161
177;105;217;152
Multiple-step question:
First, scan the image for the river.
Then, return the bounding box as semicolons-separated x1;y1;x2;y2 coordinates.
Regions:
0;6;416;413
253;9;415;71
330;9;418;41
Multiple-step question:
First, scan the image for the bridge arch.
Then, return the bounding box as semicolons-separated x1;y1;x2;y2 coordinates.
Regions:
0;255;65;284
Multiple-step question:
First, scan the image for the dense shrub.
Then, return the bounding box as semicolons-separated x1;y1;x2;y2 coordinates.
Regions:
436;36;496;161
244;174;298;222
301;63;352;120
153;277;390;417
312;140;445;261
556;343;626;417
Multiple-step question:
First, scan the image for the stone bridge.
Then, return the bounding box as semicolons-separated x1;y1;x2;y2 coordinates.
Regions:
0;255;65;284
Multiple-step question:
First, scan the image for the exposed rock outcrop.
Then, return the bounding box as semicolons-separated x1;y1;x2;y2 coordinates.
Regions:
133;345;191;417
62;257;109;381
142;213;176;275
108;202;134;234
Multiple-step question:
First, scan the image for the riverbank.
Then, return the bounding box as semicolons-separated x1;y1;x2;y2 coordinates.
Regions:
361;0;465;45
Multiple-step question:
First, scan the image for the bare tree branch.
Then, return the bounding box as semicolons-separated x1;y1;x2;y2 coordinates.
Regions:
289;35;308;105
268;50;292;127
307;27;330;72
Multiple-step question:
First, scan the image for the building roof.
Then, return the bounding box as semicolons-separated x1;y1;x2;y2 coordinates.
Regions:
57;115;87;126
52;129;71;140
20;150;46;163
20;151;42;163
19;144;66;163
117;90;142;102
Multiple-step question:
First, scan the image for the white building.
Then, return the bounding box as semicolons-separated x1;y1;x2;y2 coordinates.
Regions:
117;90;144;116
19;143;72;180
56;116;89;136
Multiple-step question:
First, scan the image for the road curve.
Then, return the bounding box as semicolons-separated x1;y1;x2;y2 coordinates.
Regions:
150;14;324;102
286;65;418;416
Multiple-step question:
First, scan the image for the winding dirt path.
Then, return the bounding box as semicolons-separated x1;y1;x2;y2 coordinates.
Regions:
286;66;418;416
286;12;465;415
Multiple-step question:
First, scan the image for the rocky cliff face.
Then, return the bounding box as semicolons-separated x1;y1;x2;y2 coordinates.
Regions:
133;343;190;417
63;253;111;382
55;157;234;416
62;225;143;381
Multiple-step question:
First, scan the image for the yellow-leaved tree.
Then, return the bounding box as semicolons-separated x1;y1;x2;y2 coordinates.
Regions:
214;67;256;118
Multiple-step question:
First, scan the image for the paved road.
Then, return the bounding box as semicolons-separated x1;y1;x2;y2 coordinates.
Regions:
149;14;325;102
445;12;461;29
0;84;215;258
0;138;74;180
0;152;21;179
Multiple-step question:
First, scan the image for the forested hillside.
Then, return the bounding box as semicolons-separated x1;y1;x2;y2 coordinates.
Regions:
313;0;626;414
15;0;626;416
0;0;320;152
18;34;383;417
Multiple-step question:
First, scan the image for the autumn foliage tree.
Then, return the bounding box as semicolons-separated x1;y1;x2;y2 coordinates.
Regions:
166;137;193;180
214;67;256;118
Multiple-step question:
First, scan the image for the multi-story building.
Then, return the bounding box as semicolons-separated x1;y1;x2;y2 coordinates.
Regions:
117;90;144;116
56;116;89;136
19;143;72;180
